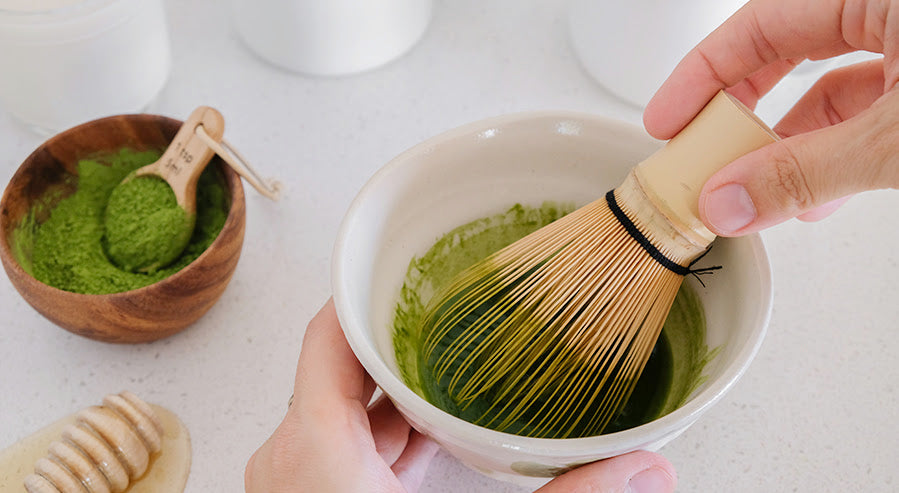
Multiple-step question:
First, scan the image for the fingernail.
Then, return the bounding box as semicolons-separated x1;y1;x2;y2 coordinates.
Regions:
704;183;757;234
626;467;673;493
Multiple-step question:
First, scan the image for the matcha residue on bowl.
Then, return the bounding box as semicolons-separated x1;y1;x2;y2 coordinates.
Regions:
392;202;718;436
11;148;229;295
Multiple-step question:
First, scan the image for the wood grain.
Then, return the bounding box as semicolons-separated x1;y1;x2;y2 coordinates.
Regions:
0;113;246;343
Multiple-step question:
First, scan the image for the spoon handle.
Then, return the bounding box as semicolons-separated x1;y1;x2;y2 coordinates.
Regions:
136;106;225;214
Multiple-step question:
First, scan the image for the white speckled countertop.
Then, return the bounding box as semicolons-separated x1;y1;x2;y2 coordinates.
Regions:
1;1;896;491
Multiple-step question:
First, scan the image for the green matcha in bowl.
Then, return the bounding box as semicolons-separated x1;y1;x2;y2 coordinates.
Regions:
332;112;772;486
0;113;246;343
392;202;718;438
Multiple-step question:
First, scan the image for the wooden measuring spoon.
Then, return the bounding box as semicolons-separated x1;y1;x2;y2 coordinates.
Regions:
103;106;225;273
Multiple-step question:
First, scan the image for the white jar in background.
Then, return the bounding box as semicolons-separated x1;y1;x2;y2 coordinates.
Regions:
569;0;745;108
231;0;432;76
0;0;171;134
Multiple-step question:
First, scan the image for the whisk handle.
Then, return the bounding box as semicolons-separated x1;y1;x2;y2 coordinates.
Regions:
633;91;778;246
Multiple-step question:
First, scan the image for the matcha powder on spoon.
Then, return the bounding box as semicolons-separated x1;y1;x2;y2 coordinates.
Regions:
103;175;193;273
12;149;229;295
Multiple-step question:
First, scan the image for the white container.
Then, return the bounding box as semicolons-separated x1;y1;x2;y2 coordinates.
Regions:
231;0;432;76
569;0;746;108
332;112;772;486
0;0;171;134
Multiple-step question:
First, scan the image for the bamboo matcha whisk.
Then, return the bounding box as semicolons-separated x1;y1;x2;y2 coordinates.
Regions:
418;91;778;439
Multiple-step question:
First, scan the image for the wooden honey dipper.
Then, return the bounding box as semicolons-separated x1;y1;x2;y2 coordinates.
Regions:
0;392;190;493
24;392;162;493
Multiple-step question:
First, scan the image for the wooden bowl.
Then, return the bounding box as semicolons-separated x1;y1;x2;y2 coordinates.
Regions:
0;114;246;343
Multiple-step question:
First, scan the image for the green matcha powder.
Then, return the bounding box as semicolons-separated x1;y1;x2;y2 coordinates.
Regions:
392;203;718;437
12;149;229;295
103;174;194;273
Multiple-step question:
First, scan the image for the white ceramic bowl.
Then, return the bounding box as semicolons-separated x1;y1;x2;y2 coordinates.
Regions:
332;112;772;486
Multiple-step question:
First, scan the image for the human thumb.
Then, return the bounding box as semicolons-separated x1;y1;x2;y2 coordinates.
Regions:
535;451;676;493
698;92;899;236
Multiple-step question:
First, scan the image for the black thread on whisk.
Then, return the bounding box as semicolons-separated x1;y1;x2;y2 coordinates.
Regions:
685;247;722;287
605;190;722;284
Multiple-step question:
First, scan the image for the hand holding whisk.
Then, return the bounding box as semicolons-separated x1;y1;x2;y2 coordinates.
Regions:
418;91;779;439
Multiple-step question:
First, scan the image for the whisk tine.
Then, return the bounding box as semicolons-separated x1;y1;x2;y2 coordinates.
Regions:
429;204;658;431
418;194;689;437
447;212;611;395
425;212;591;373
